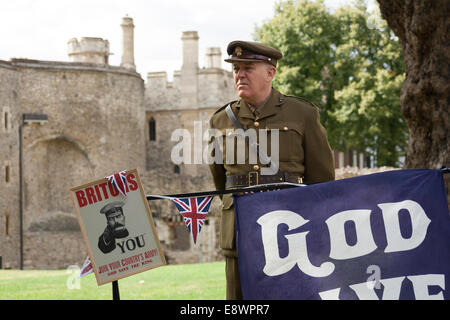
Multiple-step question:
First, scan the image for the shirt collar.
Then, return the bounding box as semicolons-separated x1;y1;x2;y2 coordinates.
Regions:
236;88;285;120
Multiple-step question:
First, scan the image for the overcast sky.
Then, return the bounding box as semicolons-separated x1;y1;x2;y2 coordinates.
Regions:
0;0;377;80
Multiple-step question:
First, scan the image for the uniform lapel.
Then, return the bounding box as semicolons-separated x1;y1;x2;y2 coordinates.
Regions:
236;88;285;121
236;99;255;120
257;88;284;121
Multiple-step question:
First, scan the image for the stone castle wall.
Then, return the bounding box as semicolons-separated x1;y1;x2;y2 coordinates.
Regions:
141;31;236;265
0;27;236;269
0;61;21;269
0;59;146;269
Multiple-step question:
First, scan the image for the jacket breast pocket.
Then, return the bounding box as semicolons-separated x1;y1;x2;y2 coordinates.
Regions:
264;123;304;162
209;128;239;165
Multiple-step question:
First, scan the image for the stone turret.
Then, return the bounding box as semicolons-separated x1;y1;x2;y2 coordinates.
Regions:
67;37;109;64
181;31;199;70
121;16;136;70
180;31;199;108
205;47;222;69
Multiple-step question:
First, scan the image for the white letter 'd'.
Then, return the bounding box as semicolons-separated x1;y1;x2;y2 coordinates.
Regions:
378;200;431;253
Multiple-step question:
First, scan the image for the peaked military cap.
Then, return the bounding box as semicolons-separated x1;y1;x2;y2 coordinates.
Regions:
100;201;125;217
224;40;283;66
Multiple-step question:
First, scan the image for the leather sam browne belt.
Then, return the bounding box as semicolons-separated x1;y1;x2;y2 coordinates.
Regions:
226;171;303;189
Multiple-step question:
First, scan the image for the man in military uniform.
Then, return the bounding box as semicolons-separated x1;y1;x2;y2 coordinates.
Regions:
98;201;129;254
208;40;335;299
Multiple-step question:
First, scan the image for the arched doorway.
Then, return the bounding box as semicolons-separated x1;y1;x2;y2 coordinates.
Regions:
23;136;94;268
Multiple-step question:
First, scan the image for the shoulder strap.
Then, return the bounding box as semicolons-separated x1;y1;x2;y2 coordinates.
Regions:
285;95;319;108
213;100;238;116
225;104;243;129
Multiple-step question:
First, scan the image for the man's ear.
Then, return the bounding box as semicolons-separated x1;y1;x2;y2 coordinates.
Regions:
266;65;276;82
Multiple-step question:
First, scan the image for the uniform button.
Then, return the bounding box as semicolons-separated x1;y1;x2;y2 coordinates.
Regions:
253;165;260;171
283;126;289;131
254;121;260;127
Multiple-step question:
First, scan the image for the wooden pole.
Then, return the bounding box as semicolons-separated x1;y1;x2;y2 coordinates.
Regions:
112;280;120;300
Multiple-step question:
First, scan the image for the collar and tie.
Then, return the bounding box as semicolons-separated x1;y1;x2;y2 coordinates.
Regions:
236;88;285;121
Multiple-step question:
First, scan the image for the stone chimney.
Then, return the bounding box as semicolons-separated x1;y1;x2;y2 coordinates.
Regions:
68;37;109;64
180;31;199;108
181;31;199;70
121;16;135;70
205;47;222;69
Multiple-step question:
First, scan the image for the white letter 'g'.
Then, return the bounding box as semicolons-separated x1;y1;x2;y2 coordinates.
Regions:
257;210;335;278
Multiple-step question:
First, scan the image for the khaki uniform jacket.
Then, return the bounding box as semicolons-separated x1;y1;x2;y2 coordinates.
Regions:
209;88;335;257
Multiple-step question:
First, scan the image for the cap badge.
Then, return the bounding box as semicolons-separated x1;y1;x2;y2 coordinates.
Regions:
235;46;243;57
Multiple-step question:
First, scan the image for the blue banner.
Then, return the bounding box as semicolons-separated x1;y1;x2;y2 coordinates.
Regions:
234;169;450;300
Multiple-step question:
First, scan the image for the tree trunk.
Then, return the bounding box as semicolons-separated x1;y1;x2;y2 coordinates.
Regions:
377;0;449;204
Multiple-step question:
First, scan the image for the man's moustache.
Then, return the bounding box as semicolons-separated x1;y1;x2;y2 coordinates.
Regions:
113;223;125;230
112;226;129;239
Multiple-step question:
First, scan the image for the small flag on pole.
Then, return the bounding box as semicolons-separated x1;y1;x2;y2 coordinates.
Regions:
106;170;128;197
79;256;94;278
171;196;213;244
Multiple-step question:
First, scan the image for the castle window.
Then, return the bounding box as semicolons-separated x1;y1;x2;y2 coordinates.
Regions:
3;108;10;132
4;111;8;130
174;165;180;174
5;164;9;183
149;117;156;141
5;213;10;236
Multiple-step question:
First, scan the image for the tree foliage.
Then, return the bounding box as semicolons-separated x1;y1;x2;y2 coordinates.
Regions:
254;0;407;166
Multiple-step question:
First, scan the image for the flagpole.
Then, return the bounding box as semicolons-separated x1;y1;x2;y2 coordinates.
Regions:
146;182;304;201
146;168;450;201
112;280;120;300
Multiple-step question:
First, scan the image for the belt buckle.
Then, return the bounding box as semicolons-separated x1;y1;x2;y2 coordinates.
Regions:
248;171;259;186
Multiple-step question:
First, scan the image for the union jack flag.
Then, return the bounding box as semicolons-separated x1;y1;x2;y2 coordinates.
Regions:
79;256;93;278
171;196;213;244
106;170;128;197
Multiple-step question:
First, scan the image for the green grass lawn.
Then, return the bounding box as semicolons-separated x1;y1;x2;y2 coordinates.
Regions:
0;261;226;300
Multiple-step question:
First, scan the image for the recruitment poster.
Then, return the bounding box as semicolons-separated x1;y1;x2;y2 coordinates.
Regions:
70;168;165;286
